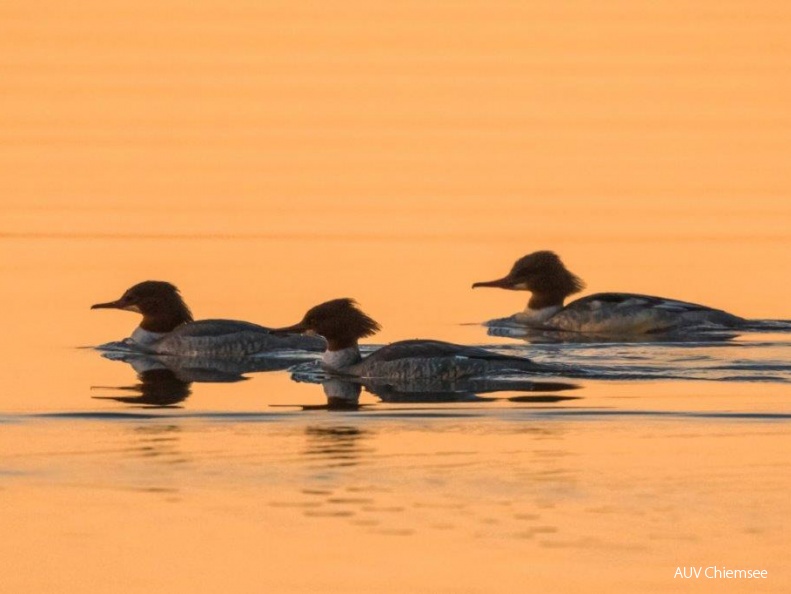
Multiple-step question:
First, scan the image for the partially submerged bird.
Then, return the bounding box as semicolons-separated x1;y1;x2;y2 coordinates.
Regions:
271;298;551;379
472;251;745;334
91;280;325;357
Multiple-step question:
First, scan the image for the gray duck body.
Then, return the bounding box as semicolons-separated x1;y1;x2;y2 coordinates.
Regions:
506;292;745;334
333;339;550;380
136;319;326;358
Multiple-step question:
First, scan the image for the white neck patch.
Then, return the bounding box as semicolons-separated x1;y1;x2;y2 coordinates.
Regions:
321;347;361;372
513;305;563;325
130;326;167;346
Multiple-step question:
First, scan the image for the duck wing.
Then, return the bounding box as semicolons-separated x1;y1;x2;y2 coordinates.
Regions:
167;319;272;337
361;339;529;364
157;319;325;356
548;293;742;333
352;339;554;380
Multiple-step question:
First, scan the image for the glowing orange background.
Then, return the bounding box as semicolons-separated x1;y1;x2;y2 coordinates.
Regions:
3;1;790;347
1;3;790;592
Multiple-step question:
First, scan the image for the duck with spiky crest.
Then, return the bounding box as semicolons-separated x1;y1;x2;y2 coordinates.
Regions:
91;281;325;357
271;298;552;379
473;251;746;334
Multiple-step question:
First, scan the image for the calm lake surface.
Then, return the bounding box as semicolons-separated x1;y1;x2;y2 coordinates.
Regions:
2;232;789;594
3;1;791;592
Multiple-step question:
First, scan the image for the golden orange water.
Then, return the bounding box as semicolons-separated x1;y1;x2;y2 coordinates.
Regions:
1;1;790;592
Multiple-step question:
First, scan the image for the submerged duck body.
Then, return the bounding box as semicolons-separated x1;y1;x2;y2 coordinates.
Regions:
337;338;547;380
523;292;742;334
473;251;744;335
125;318;323;358
92;281;325;357
272;298;550;379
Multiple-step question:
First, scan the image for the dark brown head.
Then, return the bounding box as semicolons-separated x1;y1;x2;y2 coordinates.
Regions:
272;298;381;350
472;251;585;309
91;281;194;332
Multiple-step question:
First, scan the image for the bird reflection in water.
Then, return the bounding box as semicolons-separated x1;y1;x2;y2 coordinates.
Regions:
92;350;312;408
485;323;739;344
283;379;366;411
281;365;581;410
303;423;373;468
93;367;192;408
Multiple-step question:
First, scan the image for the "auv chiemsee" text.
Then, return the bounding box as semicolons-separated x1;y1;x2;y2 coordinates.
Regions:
675;567;767;579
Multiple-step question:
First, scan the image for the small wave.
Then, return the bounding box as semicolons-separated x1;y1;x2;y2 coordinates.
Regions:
709;362;791;372
30;411;292;422
534;410;791;421
12;408;790;425
93;341;147;356
740;319;791;332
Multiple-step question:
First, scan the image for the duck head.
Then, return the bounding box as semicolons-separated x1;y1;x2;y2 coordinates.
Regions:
91;280;194;332
473;251;585;309
272;298;381;350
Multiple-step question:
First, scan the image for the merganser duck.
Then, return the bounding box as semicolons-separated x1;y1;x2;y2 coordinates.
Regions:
271;298;552;379
91;280;325;357
472;251;744;334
